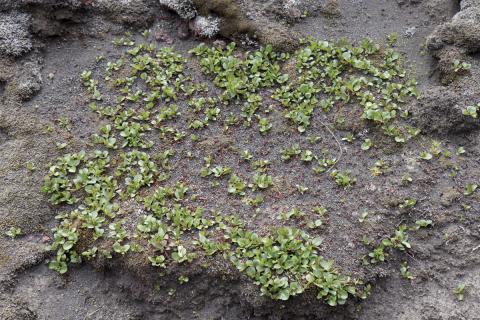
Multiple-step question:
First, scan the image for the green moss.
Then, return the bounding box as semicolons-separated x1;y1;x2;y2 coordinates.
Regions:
255;23;301;53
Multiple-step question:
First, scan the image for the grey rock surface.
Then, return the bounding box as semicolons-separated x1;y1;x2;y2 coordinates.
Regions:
0;12;32;57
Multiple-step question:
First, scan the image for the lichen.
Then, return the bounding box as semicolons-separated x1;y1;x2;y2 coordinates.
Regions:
159;0;197;19
0;12;32;57
189;15;221;38
193;0;254;37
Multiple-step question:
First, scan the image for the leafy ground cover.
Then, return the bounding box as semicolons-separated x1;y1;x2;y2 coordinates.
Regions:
38;33;446;306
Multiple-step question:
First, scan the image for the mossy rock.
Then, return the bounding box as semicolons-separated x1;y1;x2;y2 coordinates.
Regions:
193;0;301;52
193;0;254;37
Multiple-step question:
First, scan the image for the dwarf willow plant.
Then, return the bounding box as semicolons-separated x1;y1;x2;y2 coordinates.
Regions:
364;222;431;265
272;38;419;138
452;59;471;73
6;226;22;238
365;225;411;264
462;103;479;119
41;34;418;304
228;226;365;305
191;39;418;140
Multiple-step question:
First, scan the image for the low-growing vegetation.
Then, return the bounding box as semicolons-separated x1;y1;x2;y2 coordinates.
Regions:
39;32;455;306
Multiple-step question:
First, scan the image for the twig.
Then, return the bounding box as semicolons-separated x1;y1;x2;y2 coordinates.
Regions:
320;120;343;173
84;308;101;320
406;251;419;263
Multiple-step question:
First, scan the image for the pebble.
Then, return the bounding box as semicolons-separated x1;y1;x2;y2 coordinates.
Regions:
177;23;190;40
213;40;226;48
405;26;416;37
155;30;174;44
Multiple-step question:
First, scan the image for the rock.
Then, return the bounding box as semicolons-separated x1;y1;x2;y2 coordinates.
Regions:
198;135;233;151
212;39;226;48
155;30;174;44
321;0;340;16
426;0;480;54
429;46;469;84
11;60;43;102
412;86;480;134
177;22;190;39
283;0;303;20
193;0;255;42
405;26;416;37
253;19;301;52
53;8;75;21
90;0;157;26
440;187;461;207
0;12;32;57
397;0;422;5
158;0;197;20
189;15;220;38
0;298;36;320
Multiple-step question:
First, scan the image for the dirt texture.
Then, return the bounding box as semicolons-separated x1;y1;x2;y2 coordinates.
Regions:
1;0;480;319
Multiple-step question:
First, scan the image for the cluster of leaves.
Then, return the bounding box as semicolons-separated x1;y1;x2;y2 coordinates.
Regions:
330;170;356;189
200;155;232;178
80;71;102;100
190;43;289;102
365;221;431;265
191;39;418;142
43;41;196;273
452;59;471;73
462;103;479;119
281;145;337;175
453;283;466;301
370;159;389;176
201;153;274;200
228;226;366;305
271;38;419;140
139;183;222;265
365;225;411;264
5;226;22;239
190;43;288;132
42;150;125;272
